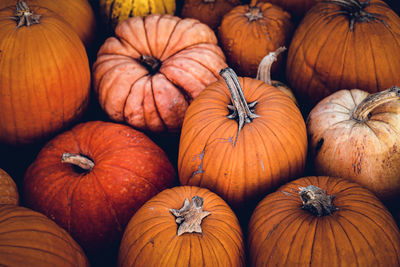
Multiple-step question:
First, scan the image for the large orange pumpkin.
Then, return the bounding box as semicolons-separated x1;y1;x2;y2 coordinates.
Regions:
0;0;96;48
248;176;400;266
0;168;19;205
92;14;227;133
178;68;307;208
218;2;293;78
0;205;89;266
180;0;242;30
118;186;245;267
307;87;400;203
286;0;400;109
0;2;91;145
23;121;176;255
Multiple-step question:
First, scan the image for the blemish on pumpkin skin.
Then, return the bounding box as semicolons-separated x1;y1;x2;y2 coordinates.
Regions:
315;138;324;153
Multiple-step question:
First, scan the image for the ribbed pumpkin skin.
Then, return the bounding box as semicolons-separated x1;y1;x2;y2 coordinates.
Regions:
23;121;176;254
307;89;400;203
92;14;227;133
0;6;90;145
0;0;96;47
248;176;400;267
0;205;89;267
181;0;242;30
178;77;307;207
252;0;316;19
0;168;19;205
218;2;293;77
99;0;176;29
118;186;245;267
286;0;400;109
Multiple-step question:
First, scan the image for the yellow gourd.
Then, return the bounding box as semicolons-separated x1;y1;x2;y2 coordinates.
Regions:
99;0;176;29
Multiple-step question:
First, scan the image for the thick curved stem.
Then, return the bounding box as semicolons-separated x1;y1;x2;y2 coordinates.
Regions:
12;1;41;27
299;185;338;216
256;47;287;85
220;67;259;145
61;153;94;171
352;86;400;122
170;196;211;236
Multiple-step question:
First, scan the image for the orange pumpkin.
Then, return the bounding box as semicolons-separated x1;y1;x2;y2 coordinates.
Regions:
23;121;176;255
218;2;293;77
181;0;242;30
118;186;245;267
92;14;227;133
248;176;400;266
307;87;400;203
0;168;19;205
250;0;316;20
178;68;307;208
286;0;400;109
0;205;89;266
0;0;96;48
0;2;91;145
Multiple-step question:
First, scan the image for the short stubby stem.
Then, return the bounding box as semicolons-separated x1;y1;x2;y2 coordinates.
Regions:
140;55;161;74
170;196;211;236
299;185;338;216
352;86;400;122
61;153;94;171
245;6;264;22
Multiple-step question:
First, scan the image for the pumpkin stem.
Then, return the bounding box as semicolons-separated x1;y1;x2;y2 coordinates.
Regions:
220;67;259;145
140;55;161;75
61;153;95;171
326;0;389;31
245;6;264;22
256;46;286;85
170;196;211;236
299;185;338;216
11;1;41;27
352;86;400;122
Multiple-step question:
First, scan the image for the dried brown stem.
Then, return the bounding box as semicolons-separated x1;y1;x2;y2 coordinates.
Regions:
256;47;287;85
299;185;338;216
61;153;95;171
11;1;41;27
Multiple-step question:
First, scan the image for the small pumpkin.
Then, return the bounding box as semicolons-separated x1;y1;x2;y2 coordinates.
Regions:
0;205;89;266
92;14;227;133
248;176;400;266
180;0;242;30
0;2;91;145
218;1;293;77
307;87;400;203
286;0;400;109
99;0;176;30
250;0;316;20
256;46;298;106
118;186;245;267
178;68;307;208
0;168;19;205
23;121;176;254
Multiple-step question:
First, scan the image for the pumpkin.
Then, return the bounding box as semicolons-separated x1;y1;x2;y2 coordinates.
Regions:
218;2;293;78
180;0;242;30
0;205;89;266
0;168;19;205
0;2;91;145
178;68;307;208
118;186;245;267
307;87;400;203
92;14;227;133
286;0;400;110
99;0;176;30
23;121;176;255
248;176;400;266
256;46;298;106
0;0;96;48
250;0;316;20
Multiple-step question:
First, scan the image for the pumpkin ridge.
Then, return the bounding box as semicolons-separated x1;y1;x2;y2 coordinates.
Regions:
201;229;234;266
157;17;180;61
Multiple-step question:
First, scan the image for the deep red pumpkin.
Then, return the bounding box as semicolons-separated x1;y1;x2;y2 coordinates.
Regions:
23;121;176;255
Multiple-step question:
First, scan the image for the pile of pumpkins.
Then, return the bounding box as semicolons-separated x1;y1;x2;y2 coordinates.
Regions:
1;0;400;266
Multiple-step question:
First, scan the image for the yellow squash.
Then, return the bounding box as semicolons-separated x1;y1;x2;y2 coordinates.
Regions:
99;0;176;29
